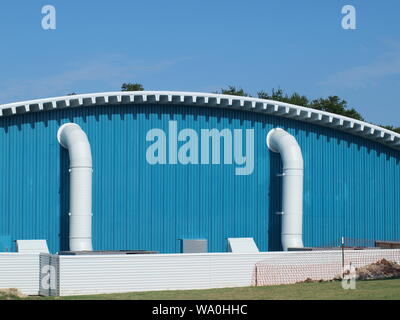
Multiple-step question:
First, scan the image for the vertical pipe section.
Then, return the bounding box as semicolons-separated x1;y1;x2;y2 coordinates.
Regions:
57;123;93;251
267;128;304;251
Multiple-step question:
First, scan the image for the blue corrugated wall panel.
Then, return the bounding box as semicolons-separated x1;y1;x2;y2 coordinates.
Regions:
0;104;399;253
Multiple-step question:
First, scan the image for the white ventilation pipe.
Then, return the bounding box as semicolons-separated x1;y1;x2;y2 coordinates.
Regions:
267;128;304;251
57;123;93;251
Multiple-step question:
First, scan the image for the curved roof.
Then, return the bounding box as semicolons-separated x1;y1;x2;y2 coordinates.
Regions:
0;91;399;151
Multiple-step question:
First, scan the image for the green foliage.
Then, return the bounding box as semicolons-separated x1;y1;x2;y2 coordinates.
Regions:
222;85;400;133
258;89;309;107
121;83;144;91
218;86;251;97
308;96;364;121
258;89;364;121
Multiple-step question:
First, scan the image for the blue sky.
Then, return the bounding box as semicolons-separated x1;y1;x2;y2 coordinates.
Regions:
0;0;399;126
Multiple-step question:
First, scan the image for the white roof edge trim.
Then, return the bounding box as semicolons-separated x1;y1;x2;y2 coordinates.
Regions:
0;91;399;151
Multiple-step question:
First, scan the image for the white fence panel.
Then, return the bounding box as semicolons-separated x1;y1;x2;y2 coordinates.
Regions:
0;253;40;295
56;253;274;296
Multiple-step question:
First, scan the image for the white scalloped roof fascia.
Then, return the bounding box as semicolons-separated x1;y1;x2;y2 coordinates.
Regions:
0;91;399;151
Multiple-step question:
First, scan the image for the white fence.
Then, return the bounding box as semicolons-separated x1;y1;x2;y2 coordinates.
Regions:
0;253;40;295
1;249;400;296
41;252;273;296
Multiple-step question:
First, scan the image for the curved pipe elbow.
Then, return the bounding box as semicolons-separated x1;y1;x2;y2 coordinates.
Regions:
57;123;92;169
267;128;303;170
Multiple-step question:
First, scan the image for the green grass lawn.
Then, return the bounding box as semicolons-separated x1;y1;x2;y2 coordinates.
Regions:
3;279;400;300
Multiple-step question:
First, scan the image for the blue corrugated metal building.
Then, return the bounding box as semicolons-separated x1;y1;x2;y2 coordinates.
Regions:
0;92;399;253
